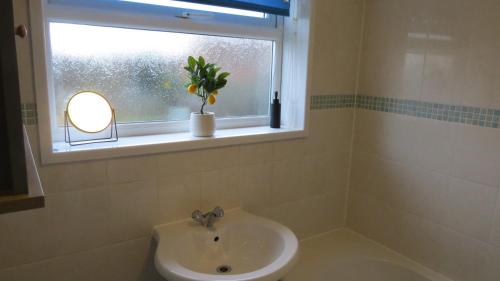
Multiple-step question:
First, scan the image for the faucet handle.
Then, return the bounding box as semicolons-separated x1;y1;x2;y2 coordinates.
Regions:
192;210;203;220
212;206;224;218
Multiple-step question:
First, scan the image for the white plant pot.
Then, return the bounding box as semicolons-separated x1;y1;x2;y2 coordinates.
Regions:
190;112;215;137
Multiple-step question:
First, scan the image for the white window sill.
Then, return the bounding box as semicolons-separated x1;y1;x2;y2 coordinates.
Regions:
48;126;306;164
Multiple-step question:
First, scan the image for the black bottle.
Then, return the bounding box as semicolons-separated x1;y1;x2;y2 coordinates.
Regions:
270;91;281;128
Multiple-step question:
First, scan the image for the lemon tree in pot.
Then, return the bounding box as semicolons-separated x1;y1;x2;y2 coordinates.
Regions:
185;56;230;137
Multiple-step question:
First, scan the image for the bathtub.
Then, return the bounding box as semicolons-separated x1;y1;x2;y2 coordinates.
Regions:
285;229;453;281
322;259;445;281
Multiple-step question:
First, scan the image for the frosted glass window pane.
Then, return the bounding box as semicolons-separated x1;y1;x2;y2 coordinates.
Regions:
49;22;273;125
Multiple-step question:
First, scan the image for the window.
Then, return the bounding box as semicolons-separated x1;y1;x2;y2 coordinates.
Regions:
50;23;274;125
30;0;310;163
42;0;283;139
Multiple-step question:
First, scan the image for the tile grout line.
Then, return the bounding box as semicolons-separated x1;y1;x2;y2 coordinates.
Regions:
343;0;367;227
0;235;152;273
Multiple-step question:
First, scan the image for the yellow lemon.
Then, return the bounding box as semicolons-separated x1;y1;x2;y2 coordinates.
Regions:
187;84;197;94
208;94;216;105
211;90;218;96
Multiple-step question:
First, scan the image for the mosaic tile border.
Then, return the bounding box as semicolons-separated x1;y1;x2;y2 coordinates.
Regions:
356;95;500;128
311;95;355;110
310;94;500;129
21;103;37;126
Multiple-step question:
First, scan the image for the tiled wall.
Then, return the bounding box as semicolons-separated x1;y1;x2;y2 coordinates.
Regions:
347;1;500;281
0;0;364;280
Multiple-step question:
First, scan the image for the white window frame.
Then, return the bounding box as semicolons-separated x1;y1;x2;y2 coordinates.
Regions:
30;0;312;164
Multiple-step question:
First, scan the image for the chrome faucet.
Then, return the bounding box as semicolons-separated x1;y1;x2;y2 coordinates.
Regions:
191;206;224;228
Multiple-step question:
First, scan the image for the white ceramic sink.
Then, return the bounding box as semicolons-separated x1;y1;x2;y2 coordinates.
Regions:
153;208;299;281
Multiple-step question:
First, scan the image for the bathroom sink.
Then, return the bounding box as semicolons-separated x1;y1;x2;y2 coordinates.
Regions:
153;208;299;281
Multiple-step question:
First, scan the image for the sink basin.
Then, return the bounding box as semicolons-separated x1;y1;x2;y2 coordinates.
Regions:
153;208;299;281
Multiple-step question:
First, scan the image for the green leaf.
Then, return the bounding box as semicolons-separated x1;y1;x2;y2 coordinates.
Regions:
188;56;196;69
191;76;200;84
199;67;207;78
217;72;230;80
208;68;216;79
215;79;227;89
198;56;205;67
185;55;228;100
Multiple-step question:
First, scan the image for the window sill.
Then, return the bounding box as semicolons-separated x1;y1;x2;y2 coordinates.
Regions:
48;126;306;164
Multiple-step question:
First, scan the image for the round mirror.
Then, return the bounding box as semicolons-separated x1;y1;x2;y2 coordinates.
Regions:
66;91;113;133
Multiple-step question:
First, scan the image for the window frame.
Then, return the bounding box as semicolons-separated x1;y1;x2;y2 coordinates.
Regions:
35;0;284;140
30;0;311;164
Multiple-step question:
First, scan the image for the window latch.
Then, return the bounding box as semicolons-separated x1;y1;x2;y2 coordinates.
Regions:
176;12;213;20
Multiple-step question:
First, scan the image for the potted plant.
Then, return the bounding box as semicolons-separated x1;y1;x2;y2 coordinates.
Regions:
185;56;230;137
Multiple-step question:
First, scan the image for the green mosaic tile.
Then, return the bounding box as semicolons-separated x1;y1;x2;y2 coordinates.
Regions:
356;95;500;129
21;102;37;125
310;94;500;129
310;95;355;110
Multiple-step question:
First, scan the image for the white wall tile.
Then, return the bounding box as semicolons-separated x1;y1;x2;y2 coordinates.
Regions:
483;244;500;281
109;181;158;242
48;237;163;281
452;125;500;187
157;173;202;223
272;139;306;162
157;150;206;177
488;190;500;246
0;208;53;269
201;168;240;210
359;0;427;99
0;261;52;281
305;110;337;155
237;163;273;215
201;146;240;171
443;178;498;240
310;0;363;94
352;110;383;155
419;0;471;104
330;109;356;152
405;167;449;224
347;191;407;252
270;194;342;240
411;118;456;174
46;187;112;256
460;1;500;109
239;143;274;165
377;114;418;164
327;150;352;195
39;160;108;193
348;151;377;193
302;153;333;197
435;225;491;281
271;158;305;206
107;156;157;184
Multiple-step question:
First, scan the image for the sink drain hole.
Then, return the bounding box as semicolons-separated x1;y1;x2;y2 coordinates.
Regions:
216;265;232;273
